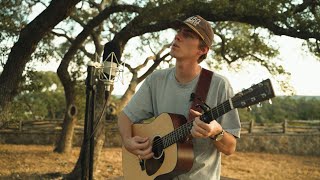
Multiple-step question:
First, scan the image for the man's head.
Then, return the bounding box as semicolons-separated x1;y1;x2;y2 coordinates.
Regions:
171;15;214;63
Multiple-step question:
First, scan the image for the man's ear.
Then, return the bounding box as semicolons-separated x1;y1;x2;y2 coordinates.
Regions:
198;46;209;56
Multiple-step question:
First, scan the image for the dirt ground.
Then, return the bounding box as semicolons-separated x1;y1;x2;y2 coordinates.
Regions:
0;144;319;180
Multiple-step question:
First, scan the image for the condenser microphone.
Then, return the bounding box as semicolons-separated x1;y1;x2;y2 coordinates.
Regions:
101;40;121;92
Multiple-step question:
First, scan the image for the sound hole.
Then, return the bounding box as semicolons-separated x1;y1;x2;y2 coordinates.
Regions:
152;135;164;159
145;135;165;176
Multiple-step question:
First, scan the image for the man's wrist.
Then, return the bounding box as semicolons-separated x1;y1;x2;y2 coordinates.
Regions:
210;129;225;141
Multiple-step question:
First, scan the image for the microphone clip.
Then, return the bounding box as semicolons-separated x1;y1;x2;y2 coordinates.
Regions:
99;52;124;92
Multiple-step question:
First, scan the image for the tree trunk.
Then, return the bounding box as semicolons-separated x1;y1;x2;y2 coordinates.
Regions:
54;104;77;153
116;52;168;112
55;45;78;153
66;122;106;179
0;0;80;111
67;82;107;179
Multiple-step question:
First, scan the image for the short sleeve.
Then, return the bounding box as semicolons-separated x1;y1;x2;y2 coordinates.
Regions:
123;76;155;123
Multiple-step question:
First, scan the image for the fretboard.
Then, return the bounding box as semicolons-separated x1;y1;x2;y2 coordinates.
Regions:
161;99;233;148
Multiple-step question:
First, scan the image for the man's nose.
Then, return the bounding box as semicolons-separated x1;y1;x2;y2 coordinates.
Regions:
175;33;182;41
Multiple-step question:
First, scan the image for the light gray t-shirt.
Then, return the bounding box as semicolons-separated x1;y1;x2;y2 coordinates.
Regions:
123;67;241;180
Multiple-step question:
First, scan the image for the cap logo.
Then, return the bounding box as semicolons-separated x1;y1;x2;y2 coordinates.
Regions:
185;16;201;27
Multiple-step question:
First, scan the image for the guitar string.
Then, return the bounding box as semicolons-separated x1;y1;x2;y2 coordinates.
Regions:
150;95;265;149
150;97;249;149
151;100;231;149
150;98;245;149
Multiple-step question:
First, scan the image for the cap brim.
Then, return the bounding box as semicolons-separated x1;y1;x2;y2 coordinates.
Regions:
171;20;186;29
171;20;205;40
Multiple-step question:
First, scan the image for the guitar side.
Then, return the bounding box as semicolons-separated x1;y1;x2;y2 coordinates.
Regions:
122;113;194;180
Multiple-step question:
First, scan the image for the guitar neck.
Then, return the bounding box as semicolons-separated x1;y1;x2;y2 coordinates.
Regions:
200;99;233;123
161;99;233;148
161;79;275;148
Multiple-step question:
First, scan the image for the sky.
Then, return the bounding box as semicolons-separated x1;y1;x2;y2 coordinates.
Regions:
217;36;320;96
111;35;320;97
276;37;320;95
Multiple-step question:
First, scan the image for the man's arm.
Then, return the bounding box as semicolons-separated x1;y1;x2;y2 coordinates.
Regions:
212;131;236;155
118;111;133;141
190;109;237;155
117;112;154;159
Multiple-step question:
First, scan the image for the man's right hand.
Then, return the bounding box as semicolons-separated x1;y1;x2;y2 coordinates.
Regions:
123;136;154;160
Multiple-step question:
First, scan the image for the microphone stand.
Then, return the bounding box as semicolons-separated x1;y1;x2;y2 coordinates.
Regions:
81;52;122;179
82;61;98;180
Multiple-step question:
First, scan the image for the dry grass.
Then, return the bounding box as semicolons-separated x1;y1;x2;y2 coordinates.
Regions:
0;144;319;179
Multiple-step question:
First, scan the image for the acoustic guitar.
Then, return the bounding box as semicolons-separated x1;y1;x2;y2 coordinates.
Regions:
122;79;275;180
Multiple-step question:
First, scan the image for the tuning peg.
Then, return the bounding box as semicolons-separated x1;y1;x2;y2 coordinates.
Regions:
268;99;273;105
257;102;262;108
247;106;252;112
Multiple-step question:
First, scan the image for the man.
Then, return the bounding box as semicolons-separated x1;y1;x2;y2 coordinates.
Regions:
118;15;241;179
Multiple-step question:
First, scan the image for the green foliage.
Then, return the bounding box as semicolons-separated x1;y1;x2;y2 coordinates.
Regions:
306;39;320;58
2;71;67;121
74;81;86;122
9;70;84;122
0;0;30;37
239;96;320;123
211;22;280;70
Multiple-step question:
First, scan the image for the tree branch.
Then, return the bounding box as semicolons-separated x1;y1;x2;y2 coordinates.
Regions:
138;52;170;83
214;31;232;64
51;30;94;59
58;4;141;75
290;0;314;14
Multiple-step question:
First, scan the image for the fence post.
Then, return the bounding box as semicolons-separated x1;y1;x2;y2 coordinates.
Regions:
249;119;254;133
19;120;23;132
283;119;287;134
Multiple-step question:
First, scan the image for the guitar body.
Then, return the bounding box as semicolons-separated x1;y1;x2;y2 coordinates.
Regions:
122;113;194;180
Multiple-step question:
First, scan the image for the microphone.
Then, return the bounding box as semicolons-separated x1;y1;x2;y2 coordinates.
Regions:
101;40;121;92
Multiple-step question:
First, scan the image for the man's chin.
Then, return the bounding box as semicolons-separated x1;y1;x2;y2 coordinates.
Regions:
169;50;179;59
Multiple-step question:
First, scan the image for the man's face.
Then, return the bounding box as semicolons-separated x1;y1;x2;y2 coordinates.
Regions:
170;25;202;61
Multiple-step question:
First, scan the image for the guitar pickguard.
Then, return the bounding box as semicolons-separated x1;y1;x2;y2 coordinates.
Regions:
145;152;165;175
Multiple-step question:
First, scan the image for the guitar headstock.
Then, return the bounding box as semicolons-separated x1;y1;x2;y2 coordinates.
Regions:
232;79;275;109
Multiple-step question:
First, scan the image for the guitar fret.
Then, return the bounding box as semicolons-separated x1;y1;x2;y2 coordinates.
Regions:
229;98;234;109
162;121;194;148
222;102;225;114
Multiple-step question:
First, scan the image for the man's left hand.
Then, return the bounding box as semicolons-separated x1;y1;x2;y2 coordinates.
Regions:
189;109;222;138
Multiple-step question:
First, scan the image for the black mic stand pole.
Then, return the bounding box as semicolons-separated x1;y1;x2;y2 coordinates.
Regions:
82;61;98;180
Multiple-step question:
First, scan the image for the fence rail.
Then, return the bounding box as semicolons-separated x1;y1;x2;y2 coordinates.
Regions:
1;119;320;134
241;119;320;134
0;120;85;134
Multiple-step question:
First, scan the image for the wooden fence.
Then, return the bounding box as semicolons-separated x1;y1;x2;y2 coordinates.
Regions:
1;119;320;134
0;120;85;134
241;120;320;134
